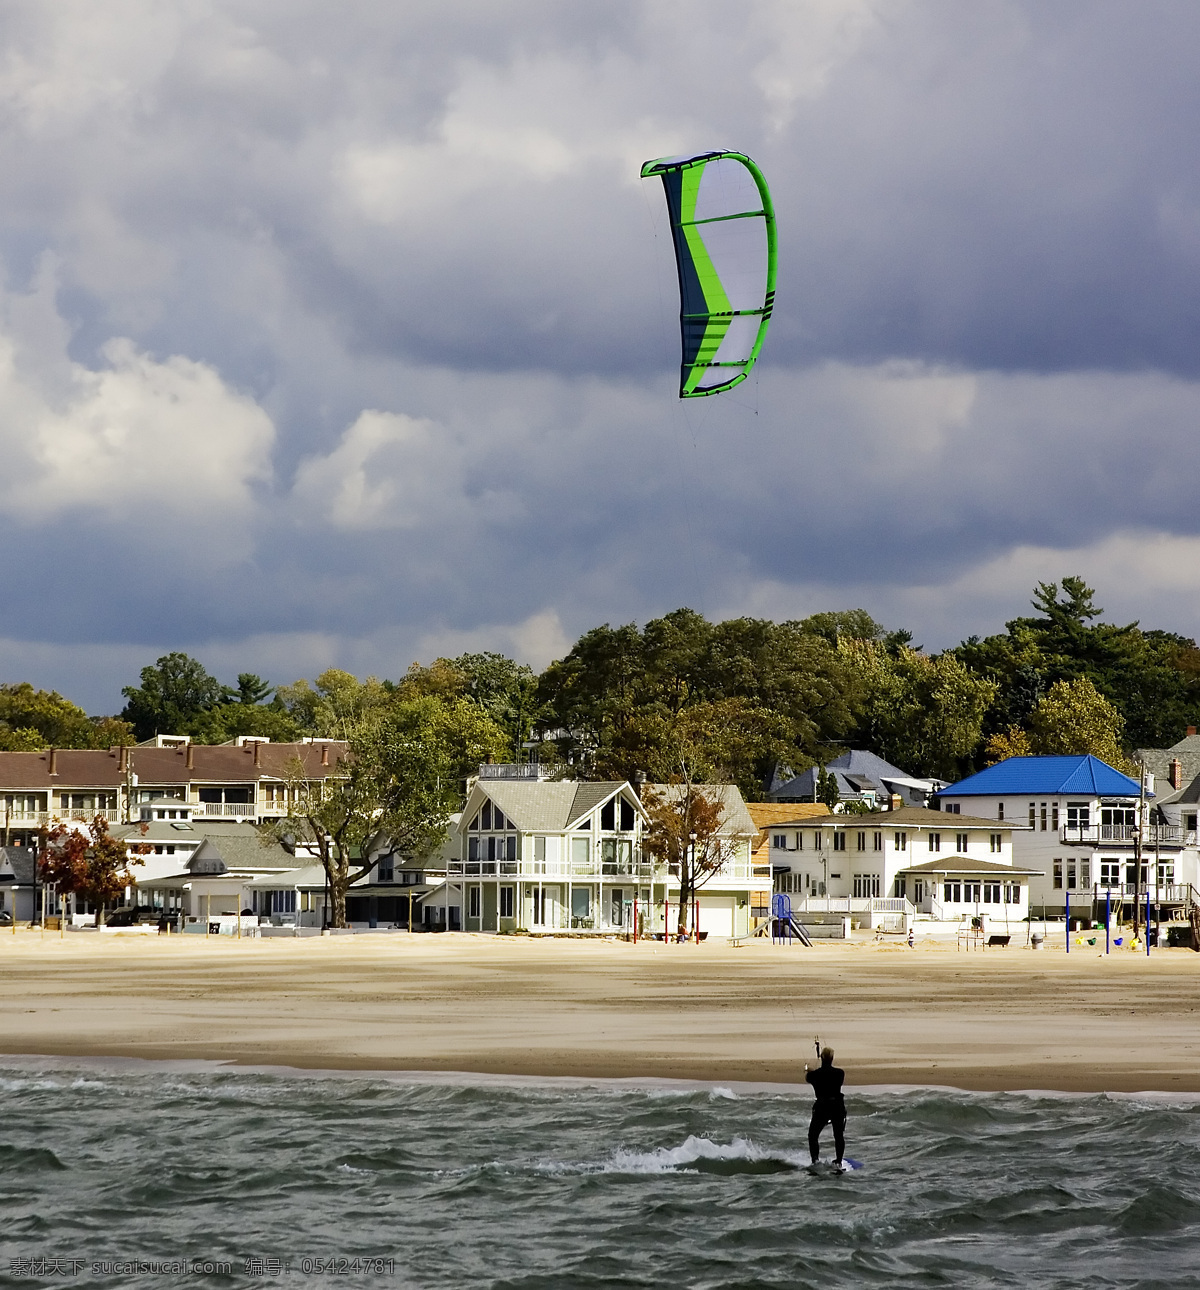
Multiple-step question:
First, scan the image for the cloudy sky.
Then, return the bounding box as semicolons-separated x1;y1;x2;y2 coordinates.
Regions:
3;0;1200;712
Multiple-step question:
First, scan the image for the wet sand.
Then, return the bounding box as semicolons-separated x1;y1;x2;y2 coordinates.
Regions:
0;931;1197;1092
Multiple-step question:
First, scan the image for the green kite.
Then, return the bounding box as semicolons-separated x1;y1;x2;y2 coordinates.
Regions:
641;150;777;398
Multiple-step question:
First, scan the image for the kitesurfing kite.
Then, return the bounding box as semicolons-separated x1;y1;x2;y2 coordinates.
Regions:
640;151;777;398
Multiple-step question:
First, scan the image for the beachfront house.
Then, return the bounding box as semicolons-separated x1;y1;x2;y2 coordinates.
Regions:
932;754;1200;920
770;805;1033;932
445;766;758;938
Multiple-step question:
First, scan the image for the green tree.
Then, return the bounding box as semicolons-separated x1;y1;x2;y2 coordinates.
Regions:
120;653;228;740
816;767;841;812
234;673;273;705
842;641;996;779
1026;678;1135;773
270;693;508;927
275;669;392;738
0;683;135;749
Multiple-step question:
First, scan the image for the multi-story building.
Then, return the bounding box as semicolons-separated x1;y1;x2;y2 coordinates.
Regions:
442;765;757;937
770;805;1031;930
932;754;1200;919
0;737;348;848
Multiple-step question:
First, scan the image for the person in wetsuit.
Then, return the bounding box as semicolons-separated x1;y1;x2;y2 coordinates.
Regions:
805;1046;846;1166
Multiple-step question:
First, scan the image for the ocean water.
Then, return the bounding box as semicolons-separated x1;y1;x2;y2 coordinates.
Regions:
1;1065;1198;1289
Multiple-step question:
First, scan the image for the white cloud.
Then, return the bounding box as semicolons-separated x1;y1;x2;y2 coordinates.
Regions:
291;409;463;530
0;273;273;538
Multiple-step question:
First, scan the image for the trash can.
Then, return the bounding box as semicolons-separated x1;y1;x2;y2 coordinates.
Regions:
1031;933;1044;950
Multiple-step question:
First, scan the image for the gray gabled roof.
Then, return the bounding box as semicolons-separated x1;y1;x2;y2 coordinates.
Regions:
645;783;757;836
467;780;633;832
0;846;36;885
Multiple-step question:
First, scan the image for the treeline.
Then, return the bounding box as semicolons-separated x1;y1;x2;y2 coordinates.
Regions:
3;578;1198;799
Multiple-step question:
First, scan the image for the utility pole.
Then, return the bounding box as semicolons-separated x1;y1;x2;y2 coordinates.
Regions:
1133;757;1146;937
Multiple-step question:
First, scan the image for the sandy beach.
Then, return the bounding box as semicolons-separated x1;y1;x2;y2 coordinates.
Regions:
1;930;1198;1092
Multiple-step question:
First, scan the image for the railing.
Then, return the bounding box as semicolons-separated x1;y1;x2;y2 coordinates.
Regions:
1060;825;1197;846
1086;882;1199;904
477;764;547;780
51;809;120;824
450;859;655;879
193;802;256;817
794;895;914;916
3;811;49;825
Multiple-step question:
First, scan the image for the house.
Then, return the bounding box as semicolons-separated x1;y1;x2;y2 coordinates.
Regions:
0;737;348;849
768;750;946;809
769;805;1031;930
1136;727;1200;798
0;847;37;923
135;825;305;925
932;754;1199;918
442;765;758;938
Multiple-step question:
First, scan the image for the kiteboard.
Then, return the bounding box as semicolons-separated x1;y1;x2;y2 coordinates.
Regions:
806;1158;862;1175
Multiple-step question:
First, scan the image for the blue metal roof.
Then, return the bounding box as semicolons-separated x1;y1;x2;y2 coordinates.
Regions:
936;755;1145;799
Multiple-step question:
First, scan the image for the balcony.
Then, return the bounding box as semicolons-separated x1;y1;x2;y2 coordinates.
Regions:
51;809;120;824
193;802;256;817
1060;824;1197;846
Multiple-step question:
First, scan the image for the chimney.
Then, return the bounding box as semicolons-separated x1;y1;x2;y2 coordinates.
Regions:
1170;758;1184;790
186;743;194;771
48;748;58;776
1189;726;1198;737
890;793;903;812
632;770;646;799
321;744;329;767
254;741;262;768
118;745;128;773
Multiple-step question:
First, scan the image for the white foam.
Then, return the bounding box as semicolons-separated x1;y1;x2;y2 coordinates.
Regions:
607;1134;804;1174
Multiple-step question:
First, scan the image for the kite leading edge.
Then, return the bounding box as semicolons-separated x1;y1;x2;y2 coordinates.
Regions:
640;150;777;398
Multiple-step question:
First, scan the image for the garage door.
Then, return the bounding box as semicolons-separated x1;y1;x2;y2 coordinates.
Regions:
698;897;734;938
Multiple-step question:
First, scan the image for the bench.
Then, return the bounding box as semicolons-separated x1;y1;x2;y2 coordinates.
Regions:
986;934;1011;948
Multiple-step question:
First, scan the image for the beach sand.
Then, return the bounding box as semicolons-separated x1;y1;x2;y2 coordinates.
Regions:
0;930;1197;1092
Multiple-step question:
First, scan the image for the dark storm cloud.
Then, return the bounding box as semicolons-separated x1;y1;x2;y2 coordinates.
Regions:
1;0;1200;713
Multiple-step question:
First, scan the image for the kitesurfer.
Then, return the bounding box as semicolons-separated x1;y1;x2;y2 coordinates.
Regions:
805;1046;846;1166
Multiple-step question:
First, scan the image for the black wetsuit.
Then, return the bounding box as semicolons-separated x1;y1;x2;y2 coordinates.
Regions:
806;1062;846;1163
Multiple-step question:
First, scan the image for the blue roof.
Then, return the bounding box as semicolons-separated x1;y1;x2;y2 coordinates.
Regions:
936;755;1145;799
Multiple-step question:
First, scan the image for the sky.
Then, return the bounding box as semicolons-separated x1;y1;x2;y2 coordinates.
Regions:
3;0;1200;714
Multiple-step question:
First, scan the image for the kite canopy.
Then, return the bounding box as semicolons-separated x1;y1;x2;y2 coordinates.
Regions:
641;150;776;398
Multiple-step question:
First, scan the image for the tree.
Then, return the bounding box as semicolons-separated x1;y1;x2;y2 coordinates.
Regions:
816;767;840;812
1026;678;1136;773
984;726;1033;765
270;694;508;927
41;816;150;923
274;668;391;738
0;683;135;749
642;777;740;939
121;653;228;740
842;641;996;779
234;673;273;706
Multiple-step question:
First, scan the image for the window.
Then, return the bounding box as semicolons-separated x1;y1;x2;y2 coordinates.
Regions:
1186;813;1198;833
1067;862;1076;889
1053;860;1062;890
468;837;480;865
997;802;1005;821
894;831;907;851
853;873;880;898
833;832;846;852
1080;859;1090;888
956;833;969;852
1052;803;1059;830
1158;861;1174;886
944;881;961;903
620;798;635;830
913;880;924;904
813;831;823;849
1029;802;1036;828
773;834;787;849
571;837;590;871
990;833;1002;853
945;802;961;815
893;876;907;899
601;799;616;830
499;886;515;919
469;887;480;918
1040;803;1048;831
983;883;1000;904
1004;883;1020;904
481;801;492;830
928;832;941;852
873;831;882;852
1099;859;1120;887
378;856;394;882
534;836;547;872
857;831;866;851
965;882;981;903
1067;803;1090;831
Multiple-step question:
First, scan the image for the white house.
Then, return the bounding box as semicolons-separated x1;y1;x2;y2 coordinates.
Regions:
770;804;1032;930
443;766;758;938
932;754;1199;920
